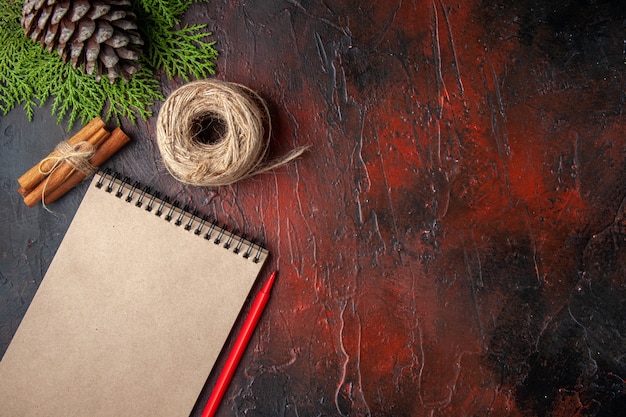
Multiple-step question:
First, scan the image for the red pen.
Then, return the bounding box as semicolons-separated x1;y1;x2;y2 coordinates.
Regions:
201;270;277;417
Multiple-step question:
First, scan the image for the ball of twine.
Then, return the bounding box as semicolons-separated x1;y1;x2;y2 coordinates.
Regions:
156;79;306;187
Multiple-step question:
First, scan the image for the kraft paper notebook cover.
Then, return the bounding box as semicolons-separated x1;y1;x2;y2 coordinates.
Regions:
0;170;268;417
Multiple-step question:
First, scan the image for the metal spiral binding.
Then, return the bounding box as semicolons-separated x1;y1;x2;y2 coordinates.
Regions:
95;169;268;263
135;185;150;207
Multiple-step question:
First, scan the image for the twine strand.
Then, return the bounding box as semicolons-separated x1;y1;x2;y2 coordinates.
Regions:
156;79;307;187
38;140;97;177
37;140;97;211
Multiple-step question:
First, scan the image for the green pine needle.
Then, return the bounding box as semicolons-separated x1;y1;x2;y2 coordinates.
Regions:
0;0;218;130
139;0;195;28
146;24;218;82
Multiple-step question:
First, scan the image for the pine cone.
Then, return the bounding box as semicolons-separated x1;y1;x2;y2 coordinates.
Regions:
21;0;144;83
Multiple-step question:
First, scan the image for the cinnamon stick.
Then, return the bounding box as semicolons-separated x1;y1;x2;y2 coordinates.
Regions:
43;127;132;205
23;127;111;207
17;117;105;193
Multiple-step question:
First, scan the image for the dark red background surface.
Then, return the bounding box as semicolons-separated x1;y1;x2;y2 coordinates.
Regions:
1;0;625;416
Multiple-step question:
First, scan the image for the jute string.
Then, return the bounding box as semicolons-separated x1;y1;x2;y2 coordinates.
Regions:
38;140;97;209
39;141;98;177
156;79;307;187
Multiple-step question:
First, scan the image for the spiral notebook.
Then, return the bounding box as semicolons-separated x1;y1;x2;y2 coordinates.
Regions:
0;170;268;417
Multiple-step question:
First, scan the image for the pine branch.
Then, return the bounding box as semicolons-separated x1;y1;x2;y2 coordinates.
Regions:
145;23;218;81
0;1;36;116
139;0;195;28
101;68;163;126
0;0;219;130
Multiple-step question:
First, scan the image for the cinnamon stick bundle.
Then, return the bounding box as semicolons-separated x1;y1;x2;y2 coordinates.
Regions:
18;117;132;207
44;128;131;204
18;117;105;194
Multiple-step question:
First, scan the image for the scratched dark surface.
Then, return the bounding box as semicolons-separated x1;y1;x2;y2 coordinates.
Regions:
1;0;625;416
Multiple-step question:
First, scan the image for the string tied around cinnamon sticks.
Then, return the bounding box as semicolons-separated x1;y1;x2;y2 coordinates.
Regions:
156;79;308;187
18;117;131;207
38;140;98;178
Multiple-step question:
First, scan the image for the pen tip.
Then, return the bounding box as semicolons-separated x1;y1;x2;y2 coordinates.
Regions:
264;271;277;290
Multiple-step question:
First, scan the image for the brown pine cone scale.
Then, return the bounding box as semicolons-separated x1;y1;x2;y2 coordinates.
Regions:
22;0;144;83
